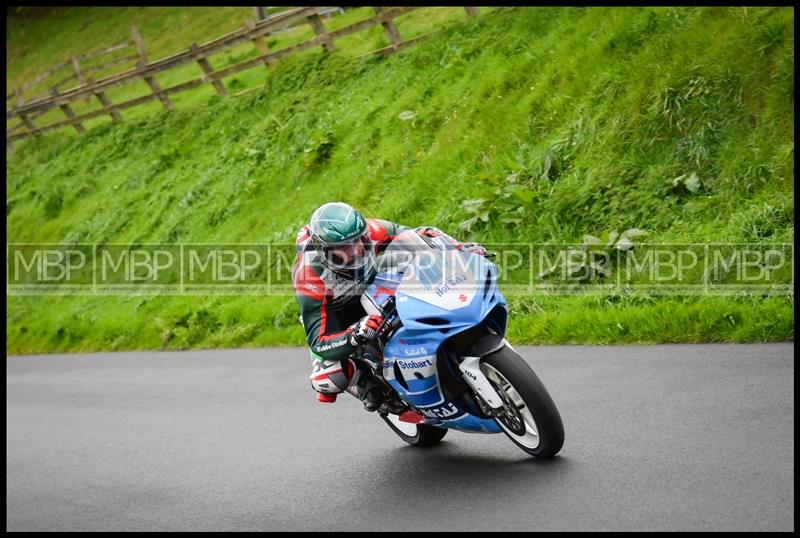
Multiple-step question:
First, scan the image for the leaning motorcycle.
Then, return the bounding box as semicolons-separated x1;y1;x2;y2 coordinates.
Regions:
352;230;564;458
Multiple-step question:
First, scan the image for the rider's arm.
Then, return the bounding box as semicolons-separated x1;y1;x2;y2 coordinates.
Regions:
292;229;356;362
369;217;472;252
368;219;465;250
415;226;465;249
366;216;486;261
366;219;408;253
293;265;354;363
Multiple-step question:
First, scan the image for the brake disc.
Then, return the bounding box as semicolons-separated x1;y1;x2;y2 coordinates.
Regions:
492;379;526;436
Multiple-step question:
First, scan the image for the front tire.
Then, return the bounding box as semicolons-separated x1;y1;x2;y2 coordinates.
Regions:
481;344;564;458
380;413;448;447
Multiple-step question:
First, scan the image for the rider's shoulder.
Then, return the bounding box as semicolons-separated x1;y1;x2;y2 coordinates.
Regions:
292;254;327;299
295;224;312;245
366;219;389;239
367;218;407;242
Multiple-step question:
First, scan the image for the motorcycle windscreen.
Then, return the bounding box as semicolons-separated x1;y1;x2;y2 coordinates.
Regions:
384;234;485;311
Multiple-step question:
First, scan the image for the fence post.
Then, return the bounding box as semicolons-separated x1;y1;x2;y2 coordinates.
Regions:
13;88;38;131
244;19;277;71
464;7;479;17
87;76;123;123
190;43;228;96
18;112;37;132
307;12;336;52
253;7;267;21
71;55;92;104
373;7;403;51
131;26;149;66
51;88;85;134
70;55;87;86
132;26;174;109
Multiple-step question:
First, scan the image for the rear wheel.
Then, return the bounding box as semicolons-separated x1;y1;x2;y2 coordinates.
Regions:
481;344;564;458
380;413;448;447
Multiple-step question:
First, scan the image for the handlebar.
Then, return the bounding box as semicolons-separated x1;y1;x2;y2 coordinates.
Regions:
351;295;400;370
375;296;400;345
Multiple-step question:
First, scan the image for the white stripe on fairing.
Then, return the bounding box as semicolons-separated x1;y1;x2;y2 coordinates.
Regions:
439;414;470;422
413;393;446;409
393;363;439;396
405;384;440;396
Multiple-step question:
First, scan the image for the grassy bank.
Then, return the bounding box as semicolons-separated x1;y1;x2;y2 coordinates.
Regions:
6;7;471;130
6;7;794;354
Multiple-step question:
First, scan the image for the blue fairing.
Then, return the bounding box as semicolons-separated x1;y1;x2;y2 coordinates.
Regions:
369;242;508;434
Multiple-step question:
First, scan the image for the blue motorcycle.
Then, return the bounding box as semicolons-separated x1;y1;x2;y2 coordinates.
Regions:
357;230;564;458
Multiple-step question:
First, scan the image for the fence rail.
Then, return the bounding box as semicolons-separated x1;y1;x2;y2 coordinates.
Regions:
7;41;135;104
7;6;482;144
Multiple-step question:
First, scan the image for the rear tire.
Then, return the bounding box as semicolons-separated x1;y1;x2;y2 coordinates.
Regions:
381;413;448;447
482;344;564;458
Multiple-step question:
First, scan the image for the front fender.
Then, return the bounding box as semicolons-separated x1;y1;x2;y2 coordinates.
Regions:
456;334;508;410
461;332;506;358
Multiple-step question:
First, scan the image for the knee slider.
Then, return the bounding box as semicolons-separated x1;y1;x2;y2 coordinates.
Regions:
309;358;355;394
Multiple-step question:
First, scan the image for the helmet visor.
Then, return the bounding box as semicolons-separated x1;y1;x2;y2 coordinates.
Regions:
321;232;373;271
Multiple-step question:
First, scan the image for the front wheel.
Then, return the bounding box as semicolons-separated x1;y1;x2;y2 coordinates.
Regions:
380;413;448;447
481;344;564;458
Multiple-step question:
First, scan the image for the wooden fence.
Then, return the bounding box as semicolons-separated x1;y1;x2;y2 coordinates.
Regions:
7;6;483;145
6;39;140;136
6;41;138;105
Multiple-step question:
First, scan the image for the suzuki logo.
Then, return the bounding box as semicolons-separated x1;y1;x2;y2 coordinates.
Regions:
458;294;468;302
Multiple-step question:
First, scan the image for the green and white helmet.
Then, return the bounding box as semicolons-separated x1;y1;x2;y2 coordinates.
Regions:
309;202;375;280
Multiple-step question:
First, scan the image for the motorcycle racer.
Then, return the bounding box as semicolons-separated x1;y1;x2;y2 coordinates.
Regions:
292;202;486;412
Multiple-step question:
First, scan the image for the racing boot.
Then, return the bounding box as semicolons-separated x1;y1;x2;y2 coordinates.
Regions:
350;366;386;412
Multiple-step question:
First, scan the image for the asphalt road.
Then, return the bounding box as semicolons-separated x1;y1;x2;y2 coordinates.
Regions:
6;343;794;531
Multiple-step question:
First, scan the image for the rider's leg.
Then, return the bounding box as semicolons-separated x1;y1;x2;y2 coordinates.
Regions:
309;356;387;411
309;357;355;402
348;361;386;412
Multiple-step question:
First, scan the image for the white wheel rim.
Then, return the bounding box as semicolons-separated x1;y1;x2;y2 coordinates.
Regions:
386;413;419;437
482;363;540;450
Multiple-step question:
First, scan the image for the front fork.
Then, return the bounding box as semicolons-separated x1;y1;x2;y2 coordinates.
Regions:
458;354;506;415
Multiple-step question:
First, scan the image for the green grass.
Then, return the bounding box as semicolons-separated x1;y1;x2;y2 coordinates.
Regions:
6;7;794;354
6;7;469;129
8;7;258;88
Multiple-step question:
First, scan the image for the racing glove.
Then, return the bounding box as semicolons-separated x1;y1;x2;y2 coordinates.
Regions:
460;242;488;257
347;314;385;347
